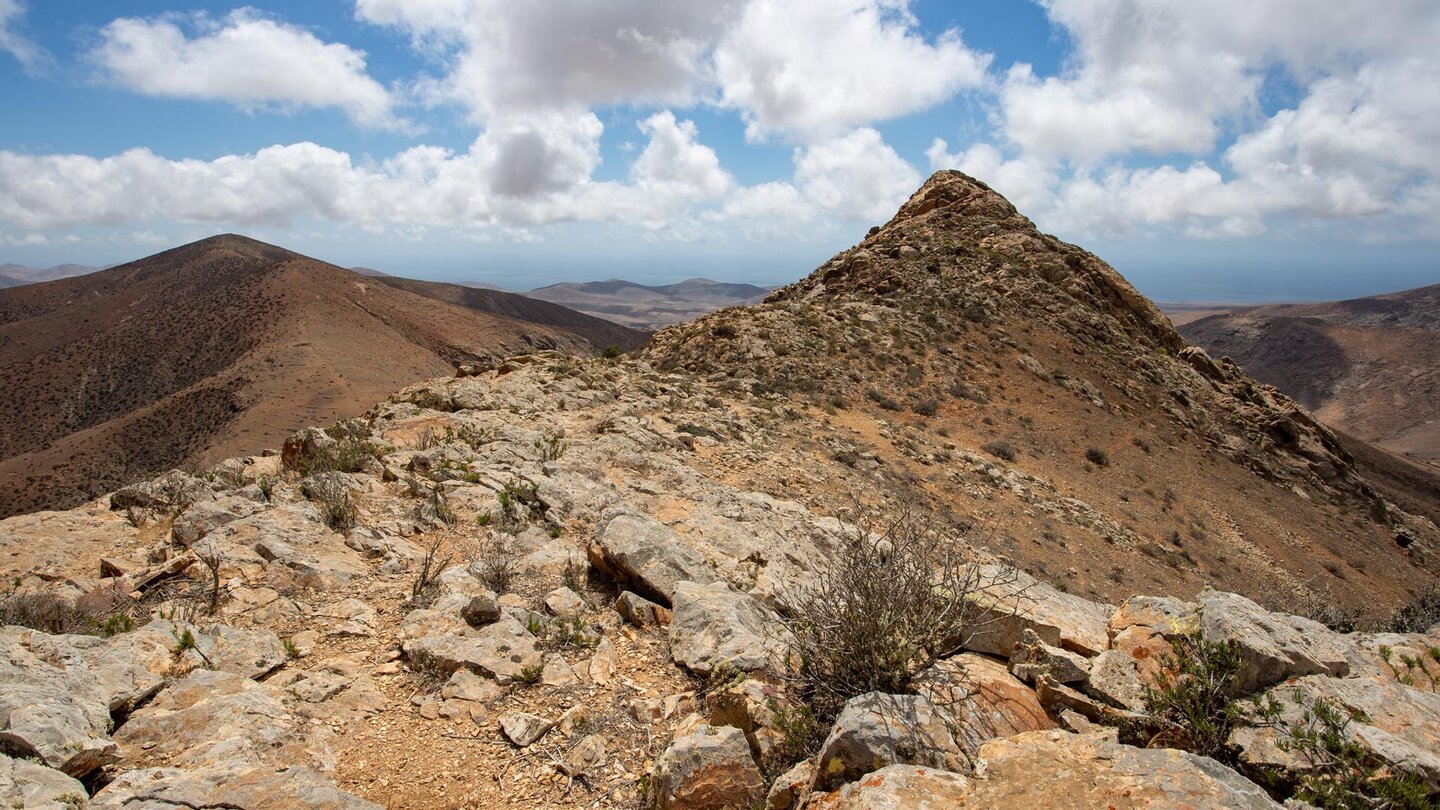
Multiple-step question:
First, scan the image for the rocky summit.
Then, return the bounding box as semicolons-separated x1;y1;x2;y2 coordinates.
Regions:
1;172;1438;809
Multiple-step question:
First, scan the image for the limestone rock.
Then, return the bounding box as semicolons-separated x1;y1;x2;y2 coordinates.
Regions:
808;764;972;810
765;759;814;810
460;592;501;627
962;566;1110;657
914;653;1056;763
651;724;765;810
112;670;296;771
1197;590;1350;695
615;590;672;627
402;615;542;684
1083;650;1147;711
1107;595;1200;683
0;750;90;809
561;733;606;776
815;692;965;791
0;627;117;776
92;763;381;810
589;511;719;604
499;711;553;747
1231;674;1440;787
669;581;786;677
1009;628;1090;683
544;586;586;619
970;729;1282;808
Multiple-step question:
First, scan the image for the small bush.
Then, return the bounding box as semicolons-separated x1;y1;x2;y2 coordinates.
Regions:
308;477;357;533
982;440;1017;462
291;421;382;477
1085;446;1110;466
602;345;622;359
912;399;939;417
1;591;99;635
831;449;860;467
1278;693;1433;809
711;324;737;338
865;388;903;411
1142;634;1246;761
781;510;1018;736
473;537;518;593
1388;585;1440;634
411;535;454;604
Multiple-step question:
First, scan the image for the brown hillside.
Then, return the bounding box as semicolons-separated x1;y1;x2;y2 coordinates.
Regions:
0;235;646;517
1180;284;1440;462
647;170;1439;611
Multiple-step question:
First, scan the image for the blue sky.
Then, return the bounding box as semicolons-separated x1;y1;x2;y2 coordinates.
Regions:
1;0;1437;300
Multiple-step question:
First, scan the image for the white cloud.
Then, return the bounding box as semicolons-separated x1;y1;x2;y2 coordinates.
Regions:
93;9;404;130
794;128;920;222
356;0;731;122
0;0;46;71
714;0;989;141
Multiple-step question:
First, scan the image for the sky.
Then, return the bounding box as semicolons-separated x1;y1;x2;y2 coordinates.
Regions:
0;0;1437;301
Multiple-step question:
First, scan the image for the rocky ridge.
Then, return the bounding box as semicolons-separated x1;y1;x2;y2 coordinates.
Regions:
1;172;1438;808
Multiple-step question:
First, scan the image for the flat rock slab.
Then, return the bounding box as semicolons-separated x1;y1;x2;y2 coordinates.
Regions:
92;763;382;810
0;750;89;809
669;580;785;677
1231;674;1440;787
402;615;542;684
963;566;1110;657
1197;590;1350;694
971;729;1282;809
589;511;719;604
499;711;553;747
0;627;116;776
113;669;298;771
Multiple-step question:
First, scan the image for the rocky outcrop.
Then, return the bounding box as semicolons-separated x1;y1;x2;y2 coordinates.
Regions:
815;692;965;790
1197;589;1350;694
651;724;765;810
588;511;719;604
669;581;786;677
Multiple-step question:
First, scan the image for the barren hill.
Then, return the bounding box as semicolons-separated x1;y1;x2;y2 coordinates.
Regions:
1180;284;1440;463
1;174;1438;810
0;235;646;517
527;277;770;329
0;261;100;286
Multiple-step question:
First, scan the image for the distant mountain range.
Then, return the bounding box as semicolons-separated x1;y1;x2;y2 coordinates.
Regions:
0;235;646;517
1179;283;1440;463
0;262;100;287
525;278;772;329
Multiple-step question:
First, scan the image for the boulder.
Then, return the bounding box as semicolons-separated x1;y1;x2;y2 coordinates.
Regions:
764;759;814;810
914;653;1056;763
808;764;972;810
1230;674;1440;788
589;512;719;604
0;750;89;808
1197;590;1349;695
460;592;501;627
962;566;1110;657
110;471;213;514
543;586;586;619
651;724;765;810
669;581;786;677
969;729;1282;808
402;615;542;684
815;692;965;791
561;734;606;777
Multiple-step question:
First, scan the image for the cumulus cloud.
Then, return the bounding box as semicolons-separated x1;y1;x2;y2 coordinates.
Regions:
93;9;404;129
0;0;46;71
356;0;732;122
795;128;921;222
715;0;989;141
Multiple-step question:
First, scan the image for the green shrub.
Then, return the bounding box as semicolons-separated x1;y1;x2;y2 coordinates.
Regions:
1085;446;1110;466
1278;694;1432;809
1388;585;1440;634
1142;634;1247;761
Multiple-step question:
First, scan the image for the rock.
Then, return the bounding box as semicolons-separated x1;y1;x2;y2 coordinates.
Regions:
589;512;719;604
914;653;1056;763
112;670;295;771
588;637;618;686
562;733;607;776
962;566;1110;657
500;711;553;747
970;729;1282;808
765;759;814;810
1009;628;1090;683
544;586;586;619
1231;674;1440;787
460;592;501;627
92;763;382;809
1033;675;1147;729
669;581;786;677
815;692;965;791
402;615;543;684
808;764;972;810
290;629;319;658
314;598;377;637
1107;595;1199;683
110;470;213;514
440;669;501;703
23;627;167;715
1083;650;1147;711
0;627;117;776
0;751;90;808
1197;590;1350;695
651;724;765;810
281;427;336;472
615;590;672;627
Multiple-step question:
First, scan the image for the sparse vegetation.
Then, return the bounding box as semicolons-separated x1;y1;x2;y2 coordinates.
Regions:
982;440;1017;462
1388;585;1440;633
865;388;903;411
1276;693;1433;809
1142;633;1247;761
473;536;518;593
1085;446;1110;466
411;535;455;604
290;420;383;477
780;510;1018;756
307;476;358;533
